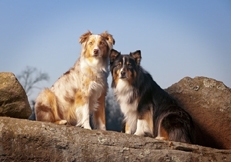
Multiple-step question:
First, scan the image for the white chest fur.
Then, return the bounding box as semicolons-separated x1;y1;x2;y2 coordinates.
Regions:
114;79;138;134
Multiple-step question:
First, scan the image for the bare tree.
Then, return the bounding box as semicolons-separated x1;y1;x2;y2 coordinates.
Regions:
17;66;49;97
17;66;49;120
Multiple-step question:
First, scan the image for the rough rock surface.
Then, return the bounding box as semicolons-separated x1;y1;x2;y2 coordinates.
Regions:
0;72;31;119
166;76;231;149
0;117;231;162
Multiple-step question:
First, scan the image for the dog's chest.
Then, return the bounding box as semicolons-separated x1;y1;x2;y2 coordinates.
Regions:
119;98;138;115
115;88;138;133
114;81;138;114
81;67;107;96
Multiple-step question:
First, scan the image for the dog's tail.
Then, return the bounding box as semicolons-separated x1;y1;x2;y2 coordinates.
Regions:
156;111;194;143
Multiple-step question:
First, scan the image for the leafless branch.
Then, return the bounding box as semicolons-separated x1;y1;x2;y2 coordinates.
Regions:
17;66;49;96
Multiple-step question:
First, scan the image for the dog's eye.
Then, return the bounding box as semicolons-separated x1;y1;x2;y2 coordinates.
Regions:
99;41;105;46
116;62;122;67
127;63;132;68
89;42;93;45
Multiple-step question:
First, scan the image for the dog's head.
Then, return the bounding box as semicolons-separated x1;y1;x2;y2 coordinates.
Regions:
79;31;115;67
110;49;141;87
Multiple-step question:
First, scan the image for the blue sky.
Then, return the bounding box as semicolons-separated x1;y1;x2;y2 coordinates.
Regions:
0;1;231;101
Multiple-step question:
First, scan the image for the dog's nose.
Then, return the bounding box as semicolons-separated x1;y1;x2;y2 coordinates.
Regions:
93;49;99;56
121;70;126;77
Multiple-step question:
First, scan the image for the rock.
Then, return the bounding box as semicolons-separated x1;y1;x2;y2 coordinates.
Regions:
0;72;31;119
0;117;231;162
166;76;231;149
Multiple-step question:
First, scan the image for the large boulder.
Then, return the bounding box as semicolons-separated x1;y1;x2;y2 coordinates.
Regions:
166;76;231;149
0;72;31;119
0;117;231;161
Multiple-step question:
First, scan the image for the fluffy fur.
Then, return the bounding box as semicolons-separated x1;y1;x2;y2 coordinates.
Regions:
110;49;194;143
35;31;115;130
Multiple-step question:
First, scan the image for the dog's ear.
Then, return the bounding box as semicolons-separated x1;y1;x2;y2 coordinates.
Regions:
110;49;120;65
101;31;115;49
79;31;92;44
130;50;142;65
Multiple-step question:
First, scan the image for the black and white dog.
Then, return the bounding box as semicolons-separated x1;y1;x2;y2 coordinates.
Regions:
110;49;194;143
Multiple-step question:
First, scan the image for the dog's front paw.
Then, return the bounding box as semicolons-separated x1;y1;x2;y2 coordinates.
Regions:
134;131;145;136
56;120;68;125
155;136;166;140
84;126;92;130
98;124;106;131
83;123;92;130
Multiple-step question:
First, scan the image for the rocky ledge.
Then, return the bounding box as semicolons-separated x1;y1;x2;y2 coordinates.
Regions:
0;117;231;162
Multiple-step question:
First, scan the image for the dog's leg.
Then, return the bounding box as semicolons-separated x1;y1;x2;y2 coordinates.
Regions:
155;113;193;143
93;92;106;130
125;122;132;134
74;91;91;129
35;89;65;124
81;103;92;130
134;119;147;136
124;111;138;134
121;121;133;134
134;110;153;136
155;126;168;140
155;115;169;140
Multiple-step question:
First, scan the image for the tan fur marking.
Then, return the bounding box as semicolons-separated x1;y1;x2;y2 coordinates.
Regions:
84;46;93;62
142;110;154;134
64;92;75;105
114;69;120;85
100;31;115;47
35;89;61;122
67;106;78;126
75;91;86;106
125;122;130;133
83;78;91;92
159;126;169;140
86;67;94;76
127;69;134;85
93;91;106;129
36;102;55;122
98;38;109;59
79;31;92;43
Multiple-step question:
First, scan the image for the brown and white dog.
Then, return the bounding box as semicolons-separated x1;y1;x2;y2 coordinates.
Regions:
35;31;115;130
110;49;194;143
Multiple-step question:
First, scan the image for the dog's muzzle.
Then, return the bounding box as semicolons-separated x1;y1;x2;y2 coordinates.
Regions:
120;70;127;79
93;49;99;56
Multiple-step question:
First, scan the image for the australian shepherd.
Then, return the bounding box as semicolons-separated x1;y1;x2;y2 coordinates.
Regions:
110;49;194;143
35;31;115;130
